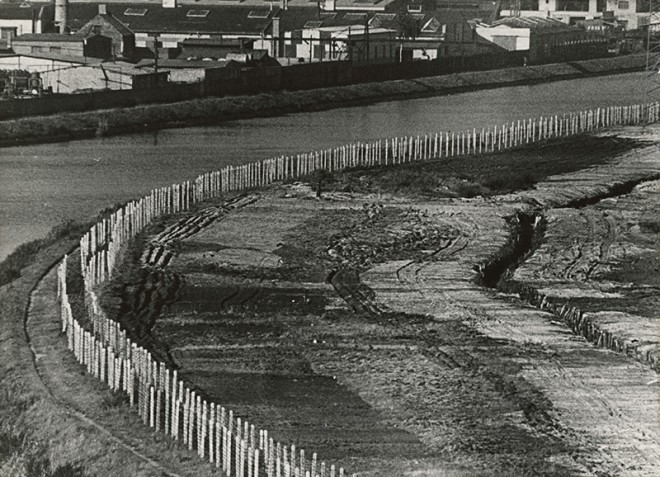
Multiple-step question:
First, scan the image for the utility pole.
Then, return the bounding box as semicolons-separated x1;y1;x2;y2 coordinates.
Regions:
365;17;370;65
647;0;660;100
511;0;521;18
154;35;160;77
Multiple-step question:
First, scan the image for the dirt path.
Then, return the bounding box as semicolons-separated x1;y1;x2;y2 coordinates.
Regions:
26;265;222;476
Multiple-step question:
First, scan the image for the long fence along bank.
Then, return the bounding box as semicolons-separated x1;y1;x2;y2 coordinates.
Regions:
55;101;659;477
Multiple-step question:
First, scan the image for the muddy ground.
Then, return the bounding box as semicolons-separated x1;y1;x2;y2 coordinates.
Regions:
98;126;660;476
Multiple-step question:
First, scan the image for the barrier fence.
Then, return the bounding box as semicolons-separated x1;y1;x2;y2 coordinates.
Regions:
56;101;659;476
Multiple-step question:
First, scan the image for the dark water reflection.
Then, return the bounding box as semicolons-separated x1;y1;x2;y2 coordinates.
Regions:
0;72;650;260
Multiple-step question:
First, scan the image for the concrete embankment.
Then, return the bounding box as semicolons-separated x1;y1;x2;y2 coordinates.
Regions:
0;54;646;148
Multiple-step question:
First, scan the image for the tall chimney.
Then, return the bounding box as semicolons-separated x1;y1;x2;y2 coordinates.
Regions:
55;0;68;33
271;16;280;57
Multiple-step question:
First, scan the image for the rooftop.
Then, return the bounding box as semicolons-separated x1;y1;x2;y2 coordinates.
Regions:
491;16;576;31
66;4;278;35
0;2;52;20
13;33;88;42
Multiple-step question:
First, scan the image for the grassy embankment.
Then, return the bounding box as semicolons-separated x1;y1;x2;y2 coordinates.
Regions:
0;206;124;477
0;54;646;147
308;135;644;199
0;223;85;476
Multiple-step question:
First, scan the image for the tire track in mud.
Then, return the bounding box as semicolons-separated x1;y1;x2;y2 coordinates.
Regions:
485;177;660;370
115;194;262;364
327;206;464;324
558;211;618;282
360;205;659;475
351;156;660;473
475;177;660;472
352;213;592;473
142;194;260;269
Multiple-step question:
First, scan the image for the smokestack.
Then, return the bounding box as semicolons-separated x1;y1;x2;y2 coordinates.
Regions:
272;16;280;57
55;0;68;33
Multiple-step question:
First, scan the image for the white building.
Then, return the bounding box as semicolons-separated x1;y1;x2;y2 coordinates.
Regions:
280;25;397;64
500;0;656;30
0;2;54;48
0;54;156;93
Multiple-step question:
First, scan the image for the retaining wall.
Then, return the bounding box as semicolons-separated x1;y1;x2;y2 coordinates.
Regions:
55;101;659;477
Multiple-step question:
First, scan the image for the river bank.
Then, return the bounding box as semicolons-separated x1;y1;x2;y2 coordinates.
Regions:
0;54;646;148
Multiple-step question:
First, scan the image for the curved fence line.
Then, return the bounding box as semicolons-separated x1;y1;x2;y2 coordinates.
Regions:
55;101;659;477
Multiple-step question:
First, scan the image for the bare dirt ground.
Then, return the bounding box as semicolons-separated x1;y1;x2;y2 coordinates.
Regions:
512;179;659;365
22;126;660;476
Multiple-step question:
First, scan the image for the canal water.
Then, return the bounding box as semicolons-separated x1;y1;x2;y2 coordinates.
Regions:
0;72;651;261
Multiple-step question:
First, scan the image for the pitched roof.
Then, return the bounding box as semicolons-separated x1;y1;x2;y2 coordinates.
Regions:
0;2;51;20
58;3;497;38
491;16;576;31
95;13;135;36
67;4;279;35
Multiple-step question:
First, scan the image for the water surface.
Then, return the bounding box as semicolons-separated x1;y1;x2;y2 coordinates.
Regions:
0;72;651;261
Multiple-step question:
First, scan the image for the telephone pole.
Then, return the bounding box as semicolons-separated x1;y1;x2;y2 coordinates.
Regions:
647;1;660;100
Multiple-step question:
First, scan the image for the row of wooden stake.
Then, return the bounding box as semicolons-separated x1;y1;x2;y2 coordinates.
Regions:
61;101;658;475
59;258;348;477
80;102;660;289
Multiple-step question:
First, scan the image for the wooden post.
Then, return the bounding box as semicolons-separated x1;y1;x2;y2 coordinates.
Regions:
149;385;155;428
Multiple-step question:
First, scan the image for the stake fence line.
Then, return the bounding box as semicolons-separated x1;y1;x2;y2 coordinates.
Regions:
58;102;659;477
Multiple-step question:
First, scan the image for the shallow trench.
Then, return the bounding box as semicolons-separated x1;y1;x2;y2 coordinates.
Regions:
475;178;660;369
477;211;545;290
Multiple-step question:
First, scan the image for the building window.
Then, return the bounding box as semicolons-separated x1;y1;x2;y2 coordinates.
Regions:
304;21;324;29
519;0;540;10
556;0;589;11
525;0;540;9
248;11;270;19
407;4;422;12
421;17;442;33
0;27;17;41
636;1;652;12
187;10;210;18
617;0;629;9
124;8;148;16
343;13;367;21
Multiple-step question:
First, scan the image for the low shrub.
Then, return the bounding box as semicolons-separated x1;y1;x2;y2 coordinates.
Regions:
0;219;88;288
